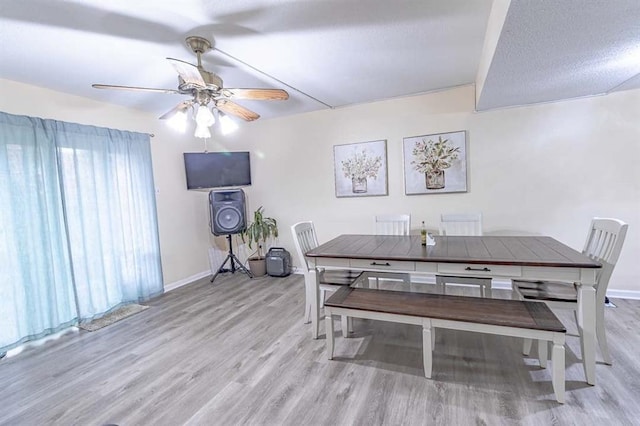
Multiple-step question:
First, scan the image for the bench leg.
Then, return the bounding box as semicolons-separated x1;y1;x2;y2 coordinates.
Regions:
538;339;548;369
326;308;334;360
551;334;565;403
422;320;433;378
523;338;533;356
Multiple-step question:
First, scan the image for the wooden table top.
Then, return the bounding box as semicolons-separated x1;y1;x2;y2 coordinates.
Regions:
306;234;602;268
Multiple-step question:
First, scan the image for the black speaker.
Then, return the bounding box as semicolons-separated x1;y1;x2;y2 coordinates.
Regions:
209;189;247;236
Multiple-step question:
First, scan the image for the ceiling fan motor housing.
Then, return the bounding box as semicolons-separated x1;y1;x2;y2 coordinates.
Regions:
200;70;223;90
177;70;222;93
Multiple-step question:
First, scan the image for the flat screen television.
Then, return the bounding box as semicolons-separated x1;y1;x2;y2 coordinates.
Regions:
183;151;252;190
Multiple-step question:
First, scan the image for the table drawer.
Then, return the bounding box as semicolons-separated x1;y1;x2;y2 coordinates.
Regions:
437;263;521;278
351;259;415;272
309;257;350;268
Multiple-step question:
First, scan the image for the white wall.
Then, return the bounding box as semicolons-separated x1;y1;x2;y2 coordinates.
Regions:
233;85;640;294
2;79;638;294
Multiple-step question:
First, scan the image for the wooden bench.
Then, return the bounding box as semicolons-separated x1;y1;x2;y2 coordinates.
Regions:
324;287;567;403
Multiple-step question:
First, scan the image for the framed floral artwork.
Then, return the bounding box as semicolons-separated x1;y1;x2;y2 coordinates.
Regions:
334;139;388;197
403;130;467;195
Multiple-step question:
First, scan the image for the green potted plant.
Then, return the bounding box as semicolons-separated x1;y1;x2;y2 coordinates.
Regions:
242;206;279;276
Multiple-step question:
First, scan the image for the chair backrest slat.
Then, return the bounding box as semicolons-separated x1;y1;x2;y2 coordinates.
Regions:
291;221;319;273
581;217;628;300
375;214;411;236
439;213;483;236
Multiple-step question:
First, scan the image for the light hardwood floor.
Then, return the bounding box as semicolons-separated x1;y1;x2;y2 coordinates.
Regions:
1;274;639;425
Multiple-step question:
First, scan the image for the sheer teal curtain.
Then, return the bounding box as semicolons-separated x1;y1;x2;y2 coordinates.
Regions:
0;114;78;351
0;112;163;353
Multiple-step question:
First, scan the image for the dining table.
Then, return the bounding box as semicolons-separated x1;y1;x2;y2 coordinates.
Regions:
305;234;603;385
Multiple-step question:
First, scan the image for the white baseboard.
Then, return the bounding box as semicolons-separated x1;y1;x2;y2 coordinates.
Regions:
606;289;640;300
164;270;210;292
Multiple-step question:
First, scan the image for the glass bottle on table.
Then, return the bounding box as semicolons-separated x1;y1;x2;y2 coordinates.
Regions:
421;221;427;246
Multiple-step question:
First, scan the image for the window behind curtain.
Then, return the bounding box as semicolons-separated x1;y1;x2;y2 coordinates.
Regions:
0;112;164;353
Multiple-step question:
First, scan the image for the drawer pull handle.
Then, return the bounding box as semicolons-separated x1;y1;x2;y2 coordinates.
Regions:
371;262;391;266
465;267;491;272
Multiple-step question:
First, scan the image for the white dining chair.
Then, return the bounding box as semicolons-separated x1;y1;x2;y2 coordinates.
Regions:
437;213;492;297
376;214;411;236
512;217;628;365
370;214;412;287
291;221;364;337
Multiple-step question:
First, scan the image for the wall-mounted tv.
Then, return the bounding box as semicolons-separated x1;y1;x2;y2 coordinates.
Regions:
183;151;252;190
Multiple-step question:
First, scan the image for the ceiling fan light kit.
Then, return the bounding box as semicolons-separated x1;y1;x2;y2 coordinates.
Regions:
219;112;239;135
195;104;216;128
194;123;212;139
167;108;188;133
92;36;289;139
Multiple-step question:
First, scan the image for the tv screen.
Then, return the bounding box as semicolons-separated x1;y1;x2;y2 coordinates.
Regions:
183;151;252;190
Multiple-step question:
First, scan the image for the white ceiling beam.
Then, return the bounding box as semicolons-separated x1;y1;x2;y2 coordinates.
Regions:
475;0;512;110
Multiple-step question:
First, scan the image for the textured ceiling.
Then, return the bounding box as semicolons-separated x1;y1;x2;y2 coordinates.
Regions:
477;0;640;110
0;0;639;122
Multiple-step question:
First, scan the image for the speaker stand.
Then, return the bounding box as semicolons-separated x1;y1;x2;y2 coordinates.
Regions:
211;234;253;283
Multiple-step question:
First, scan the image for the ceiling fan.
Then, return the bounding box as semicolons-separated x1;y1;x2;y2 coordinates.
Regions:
92;36;289;137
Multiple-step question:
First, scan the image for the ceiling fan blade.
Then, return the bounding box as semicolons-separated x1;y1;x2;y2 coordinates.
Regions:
216;99;260;121
92;84;180;94
221;88;289;101
159;100;194;120
167;58;206;89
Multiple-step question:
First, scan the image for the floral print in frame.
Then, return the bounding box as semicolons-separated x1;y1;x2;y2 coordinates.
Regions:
403;130;467;195
333;140;388;198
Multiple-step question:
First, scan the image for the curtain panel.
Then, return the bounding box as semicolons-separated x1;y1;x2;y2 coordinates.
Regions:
0;112;163;354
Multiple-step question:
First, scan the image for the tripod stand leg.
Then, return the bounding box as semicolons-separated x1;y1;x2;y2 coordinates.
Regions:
210;254;232;282
210;238;254;283
229;252;253;278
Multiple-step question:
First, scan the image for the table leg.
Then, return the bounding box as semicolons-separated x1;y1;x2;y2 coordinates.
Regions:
577;284;596;385
341;315;350;338
538;339;548;369
435;275;445;294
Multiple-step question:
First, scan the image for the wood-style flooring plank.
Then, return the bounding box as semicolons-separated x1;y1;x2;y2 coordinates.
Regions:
1;274;639;425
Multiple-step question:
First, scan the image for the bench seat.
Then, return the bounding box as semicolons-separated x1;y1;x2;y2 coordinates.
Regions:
324;287;567;403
